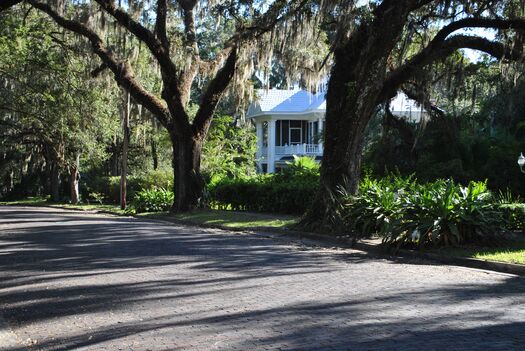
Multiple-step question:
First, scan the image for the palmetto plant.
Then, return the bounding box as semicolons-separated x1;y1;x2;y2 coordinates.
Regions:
132;188;174;213
342;175;507;248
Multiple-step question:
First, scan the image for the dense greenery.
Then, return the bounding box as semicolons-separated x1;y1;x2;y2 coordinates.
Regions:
209;156;319;214
132;188;174;213
365;94;525;197
341;174;519;248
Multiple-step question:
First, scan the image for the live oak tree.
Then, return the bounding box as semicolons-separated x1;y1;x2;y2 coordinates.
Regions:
301;0;525;229
1;0;319;211
0;8;116;202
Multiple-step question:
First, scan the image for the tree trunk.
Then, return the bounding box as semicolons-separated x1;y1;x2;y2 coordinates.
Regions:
50;160;60;202
70;155;80;204
151;138;158;170
120;91;131;210
111;142;119;176
170;133;205;212
300;8;411;230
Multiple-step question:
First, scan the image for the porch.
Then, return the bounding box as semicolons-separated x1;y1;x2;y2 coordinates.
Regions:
261;143;324;157
255;117;324;173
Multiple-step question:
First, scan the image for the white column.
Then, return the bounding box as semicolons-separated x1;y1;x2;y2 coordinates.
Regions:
256;122;264;158
267;119;276;173
318;115;324;155
255;121;264;172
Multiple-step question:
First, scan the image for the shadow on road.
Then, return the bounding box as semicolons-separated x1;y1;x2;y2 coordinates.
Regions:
1;207;524;350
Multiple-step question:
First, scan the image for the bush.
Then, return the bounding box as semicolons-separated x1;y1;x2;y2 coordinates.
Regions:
132;188;174;213
209;174;318;214
81;170;173;203
499;204;525;230
208;156;320;214
342;174;510;248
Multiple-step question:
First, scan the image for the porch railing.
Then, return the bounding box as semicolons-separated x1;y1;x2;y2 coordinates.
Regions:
275;143;323;156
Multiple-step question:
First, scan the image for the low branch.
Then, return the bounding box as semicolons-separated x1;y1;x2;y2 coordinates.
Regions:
155;0;169;50
380;34;524;101
401;85;445;118
434;17;525;43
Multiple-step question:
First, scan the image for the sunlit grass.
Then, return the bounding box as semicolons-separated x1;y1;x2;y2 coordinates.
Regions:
0;197;126;215
142;209;297;229
438;237;525;265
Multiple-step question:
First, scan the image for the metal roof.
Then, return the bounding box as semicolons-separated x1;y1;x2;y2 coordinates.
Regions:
246;89;428;120
247;89;326;118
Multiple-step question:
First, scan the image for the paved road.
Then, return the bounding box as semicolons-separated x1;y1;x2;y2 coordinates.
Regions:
0;206;524;351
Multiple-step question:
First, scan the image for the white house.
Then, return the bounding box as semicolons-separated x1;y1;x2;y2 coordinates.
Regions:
247;88;427;173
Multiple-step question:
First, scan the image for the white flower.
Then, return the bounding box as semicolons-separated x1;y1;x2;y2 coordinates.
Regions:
410;229;420;241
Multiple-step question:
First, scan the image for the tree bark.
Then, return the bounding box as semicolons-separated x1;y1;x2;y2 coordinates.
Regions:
69;154;80;204
301;3;412;230
120;91;130;210
170;132;205;212
50;160;60;202
151;138;158;170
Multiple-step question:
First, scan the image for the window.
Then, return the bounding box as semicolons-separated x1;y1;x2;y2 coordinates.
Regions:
290;128;302;144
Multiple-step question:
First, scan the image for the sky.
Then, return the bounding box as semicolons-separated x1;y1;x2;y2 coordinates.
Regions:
459;28;497;62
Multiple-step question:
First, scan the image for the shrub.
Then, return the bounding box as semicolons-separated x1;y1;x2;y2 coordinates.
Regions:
499;204;525;230
208;172;318;214
81;170;173;203
342;175;510;248
132;188;174;213
283;155;320;177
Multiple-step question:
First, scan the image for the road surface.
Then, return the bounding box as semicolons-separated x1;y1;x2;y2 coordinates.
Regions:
0;206;524;351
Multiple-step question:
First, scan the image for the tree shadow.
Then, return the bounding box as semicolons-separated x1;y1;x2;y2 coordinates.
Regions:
1;206;525;350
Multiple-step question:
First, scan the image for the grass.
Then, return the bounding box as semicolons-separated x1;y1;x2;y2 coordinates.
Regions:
142;209;298;229
0;196;126;215
435;236;525;265
1;197;297;229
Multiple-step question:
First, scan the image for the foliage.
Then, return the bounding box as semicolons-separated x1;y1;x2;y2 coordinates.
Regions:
132;188;174;213
284;156;320;176
209;172;318;215
499;204;525;231
0;8;118;199
202;115;257;180
365;109;525;198
342;174;510;248
81;170;173;203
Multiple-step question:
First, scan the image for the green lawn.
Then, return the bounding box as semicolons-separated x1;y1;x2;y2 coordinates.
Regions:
1;198;297;229
436;236;525;265
0;197;126;215
142;209;298;229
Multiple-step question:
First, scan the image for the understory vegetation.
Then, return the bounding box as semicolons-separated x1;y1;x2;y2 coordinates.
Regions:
341;174;524;248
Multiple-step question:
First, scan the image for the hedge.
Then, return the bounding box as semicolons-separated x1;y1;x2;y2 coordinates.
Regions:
208;174;318;214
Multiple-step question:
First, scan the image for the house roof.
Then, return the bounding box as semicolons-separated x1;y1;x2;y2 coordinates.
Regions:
246;89;428;121
247;89;326;118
